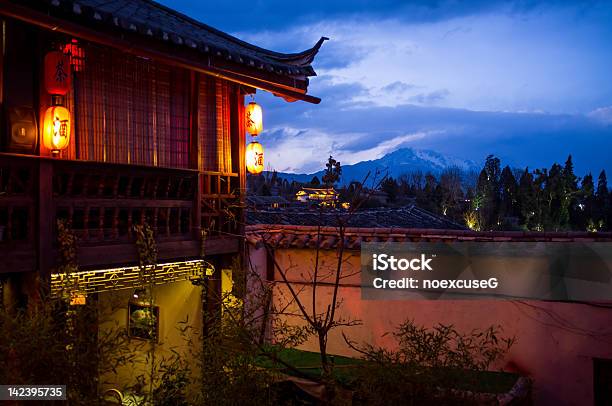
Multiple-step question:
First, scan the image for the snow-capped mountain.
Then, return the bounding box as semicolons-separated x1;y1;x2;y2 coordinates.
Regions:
272;148;480;186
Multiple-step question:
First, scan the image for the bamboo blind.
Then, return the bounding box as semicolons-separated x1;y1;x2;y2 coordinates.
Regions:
65;42;234;172
199;76;233;173
72;43;190;168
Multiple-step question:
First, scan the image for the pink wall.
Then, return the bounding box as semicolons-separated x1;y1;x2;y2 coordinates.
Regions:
249;246;612;405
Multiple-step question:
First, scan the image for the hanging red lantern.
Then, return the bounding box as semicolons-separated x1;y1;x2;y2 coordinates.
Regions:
246;141;264;174
245;102;263;136
44;51;71;95
43;105;71;155
63;39;85;72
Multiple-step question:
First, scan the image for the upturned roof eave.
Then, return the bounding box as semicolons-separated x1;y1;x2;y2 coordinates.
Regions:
1;0;324;103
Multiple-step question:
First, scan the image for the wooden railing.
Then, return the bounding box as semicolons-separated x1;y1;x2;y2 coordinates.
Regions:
53;160;198;243
201;171;242;237
0;155;37;272
0;153;242;274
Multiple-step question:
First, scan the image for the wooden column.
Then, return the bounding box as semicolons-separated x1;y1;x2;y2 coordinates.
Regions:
38;159;53;277
189;72;202;240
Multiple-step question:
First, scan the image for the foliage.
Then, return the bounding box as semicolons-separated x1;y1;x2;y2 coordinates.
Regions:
57;218;78;274
345;320;516;405
0;294;136;405
248;152;612;233
323;155;342;186
134;222;158;269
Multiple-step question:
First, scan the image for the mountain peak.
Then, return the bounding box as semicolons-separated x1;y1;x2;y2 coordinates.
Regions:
271;148;480;186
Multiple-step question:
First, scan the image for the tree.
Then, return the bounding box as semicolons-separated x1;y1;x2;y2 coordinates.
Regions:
475;155;501;229
518;168;537;229
545;163;569;230
310;176;321;186
322;156;341;186
418;173;439;213
439;167;463;218
576;173;595;230
563;155;580;228
380;177;400;202
595;170;609;229
532;168;549;231
499;165;518;221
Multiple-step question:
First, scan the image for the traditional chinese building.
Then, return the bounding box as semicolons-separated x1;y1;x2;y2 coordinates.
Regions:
0;0;324;391
295;187;338;205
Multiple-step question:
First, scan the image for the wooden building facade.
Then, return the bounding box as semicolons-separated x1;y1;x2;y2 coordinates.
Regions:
0;0;323;303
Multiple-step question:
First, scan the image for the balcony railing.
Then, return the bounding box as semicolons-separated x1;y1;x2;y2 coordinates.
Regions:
0;153;242;274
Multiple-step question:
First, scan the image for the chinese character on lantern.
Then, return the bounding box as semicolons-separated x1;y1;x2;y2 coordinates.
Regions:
246;141;264;174
44;51;71;95
245;102;263;136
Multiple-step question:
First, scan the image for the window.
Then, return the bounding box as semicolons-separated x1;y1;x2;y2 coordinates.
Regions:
72;43;190;168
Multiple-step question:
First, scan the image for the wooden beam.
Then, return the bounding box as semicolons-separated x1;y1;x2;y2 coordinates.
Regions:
0;2;321;104
38;160;53;276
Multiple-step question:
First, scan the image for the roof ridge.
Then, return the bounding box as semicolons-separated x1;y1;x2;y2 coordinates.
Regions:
143;0;327;65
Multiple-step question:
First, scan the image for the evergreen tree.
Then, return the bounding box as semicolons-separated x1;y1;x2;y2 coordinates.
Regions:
499;165;518;221
533;168;549;231
475;155;501;229
563;155;580;227
546;163;570;230
310;176;321;186
322;156;342;186
518;168;537;229
595;170;609;229
577;173;595;230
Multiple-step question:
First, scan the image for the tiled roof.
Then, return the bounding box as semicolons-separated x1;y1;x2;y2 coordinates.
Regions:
6;0;326;98
247;206;466;230
246;196;290;206
246;224;612;250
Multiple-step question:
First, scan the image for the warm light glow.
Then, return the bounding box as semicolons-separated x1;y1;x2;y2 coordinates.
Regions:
43;105;71;153
246;141;264;174
63;39;85;72
44;51;71;95
245;102;263;135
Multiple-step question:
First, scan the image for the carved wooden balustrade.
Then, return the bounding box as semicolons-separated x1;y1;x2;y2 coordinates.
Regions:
0;153;242;274
53;160;198;244
0;155;37;272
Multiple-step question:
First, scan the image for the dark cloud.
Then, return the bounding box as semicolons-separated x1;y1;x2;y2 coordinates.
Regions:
309;76;371;106
314;42;370;69
409;89;450;104
158;1;605;33
381;81;419;94
259;86;612;176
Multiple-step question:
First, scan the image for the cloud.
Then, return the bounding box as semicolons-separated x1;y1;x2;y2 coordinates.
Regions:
235;4;612;114
161;1;604;33
172;1;612;179
588;106;612;125
264;125;432;173
409;89;450;104
381;81;419;94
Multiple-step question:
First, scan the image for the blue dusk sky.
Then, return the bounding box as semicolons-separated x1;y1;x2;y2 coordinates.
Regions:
160;0;612;176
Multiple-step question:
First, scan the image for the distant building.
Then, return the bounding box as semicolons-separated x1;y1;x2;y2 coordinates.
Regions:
295;187;338;205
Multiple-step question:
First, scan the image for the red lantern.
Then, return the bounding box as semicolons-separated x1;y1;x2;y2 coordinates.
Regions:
44;51;71;95
63;39;85;72
43;105;71;154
